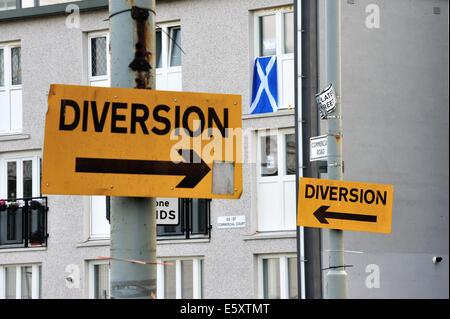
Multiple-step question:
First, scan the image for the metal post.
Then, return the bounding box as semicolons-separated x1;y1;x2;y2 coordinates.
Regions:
325;0;347;299
295;0;322;299
294;0;306;300
108;0;156;299
300;0;323;299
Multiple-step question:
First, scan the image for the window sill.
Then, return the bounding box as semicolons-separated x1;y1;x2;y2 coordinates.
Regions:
0;246;47;253
76;239;111;248
243;231;297;241
0;133;30;141
157;238;210;245
242;109;295;120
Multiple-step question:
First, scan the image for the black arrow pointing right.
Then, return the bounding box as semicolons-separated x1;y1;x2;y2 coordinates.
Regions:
75;149;210;189
313;205;378;224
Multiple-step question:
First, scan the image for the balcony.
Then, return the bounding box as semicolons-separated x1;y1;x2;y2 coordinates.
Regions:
0;197;48;249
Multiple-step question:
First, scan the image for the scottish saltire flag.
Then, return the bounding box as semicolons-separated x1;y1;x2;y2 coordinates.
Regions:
250;56;278;114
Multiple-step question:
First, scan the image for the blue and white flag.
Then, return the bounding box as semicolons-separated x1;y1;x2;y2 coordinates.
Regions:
250;56;278;114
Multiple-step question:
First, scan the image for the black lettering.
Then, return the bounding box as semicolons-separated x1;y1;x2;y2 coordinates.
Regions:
305;184;315;199
151;104;171;135
349;188;359;203
376;190;387;206
111;102;127;134
208;107;228;137
91;101;110;132
59;99;80;131
330;186;338;201
168;210;176;220
174;105;181;136
130;103;149;134
339;187;349;202
159;210;168;219
364;190;375;204
82;101;89;131
320;185;329;200
183;106;205;137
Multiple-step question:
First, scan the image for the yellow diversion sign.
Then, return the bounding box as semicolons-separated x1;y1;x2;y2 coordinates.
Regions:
42;84;242;199
298;177;394;233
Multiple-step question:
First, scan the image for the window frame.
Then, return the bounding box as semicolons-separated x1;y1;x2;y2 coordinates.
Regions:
87;31;110;85
253;7;294;58
253;7;294;110
85;32;111;241
87;259;110;299
0;263;41;299
257;254;297;299
155;22;182;91
89;195;109;240
256;128;296;231
0;42;23;134
0;153;41;200
156;257;203;299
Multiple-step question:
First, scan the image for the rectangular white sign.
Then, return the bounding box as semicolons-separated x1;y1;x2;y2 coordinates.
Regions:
217;215;246;229
156;198;179;225
310;135;328;162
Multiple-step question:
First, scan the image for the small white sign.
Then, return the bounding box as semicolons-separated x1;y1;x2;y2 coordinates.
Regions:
310;135;328;162
316;84;337;119
217;215;246;229
155;198;179;225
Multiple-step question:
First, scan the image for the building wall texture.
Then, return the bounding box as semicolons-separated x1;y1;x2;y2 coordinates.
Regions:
1;0;448;299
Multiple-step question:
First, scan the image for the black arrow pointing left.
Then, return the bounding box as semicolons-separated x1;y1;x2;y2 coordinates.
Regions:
313;205;378;224
75;149;210;189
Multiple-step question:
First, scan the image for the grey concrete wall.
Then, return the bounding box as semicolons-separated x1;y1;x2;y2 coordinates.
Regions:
319;0;449;298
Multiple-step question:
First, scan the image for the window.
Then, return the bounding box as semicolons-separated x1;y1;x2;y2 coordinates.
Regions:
156;23;182;91
0;154;47;248
88;260;110;299
157;199;210;240
86;32;111;239
157;257;203;299
0;0;16;11
88;32;110;87
0;43;22;134
0;264;41;299
89;196;109;239
0;155;41;200
258;255;297;299
257;129;296;231
254;7;294;109
0;198;48;248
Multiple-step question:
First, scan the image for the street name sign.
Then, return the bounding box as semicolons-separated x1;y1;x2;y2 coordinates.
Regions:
217;215;246;229
42;84;242;199
315;83;336;119
298;177;394;233
310;135;327;162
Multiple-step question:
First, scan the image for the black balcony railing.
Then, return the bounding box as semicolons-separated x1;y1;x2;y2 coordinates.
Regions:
157;198;211;240
0;197;48;249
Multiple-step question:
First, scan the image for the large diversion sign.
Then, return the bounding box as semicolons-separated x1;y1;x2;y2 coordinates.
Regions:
42;84;242;199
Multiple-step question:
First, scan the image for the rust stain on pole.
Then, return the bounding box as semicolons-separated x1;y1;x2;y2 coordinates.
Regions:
129;6;152;89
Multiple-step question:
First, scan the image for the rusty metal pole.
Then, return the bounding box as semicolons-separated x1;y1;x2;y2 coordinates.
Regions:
108;0;156;299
